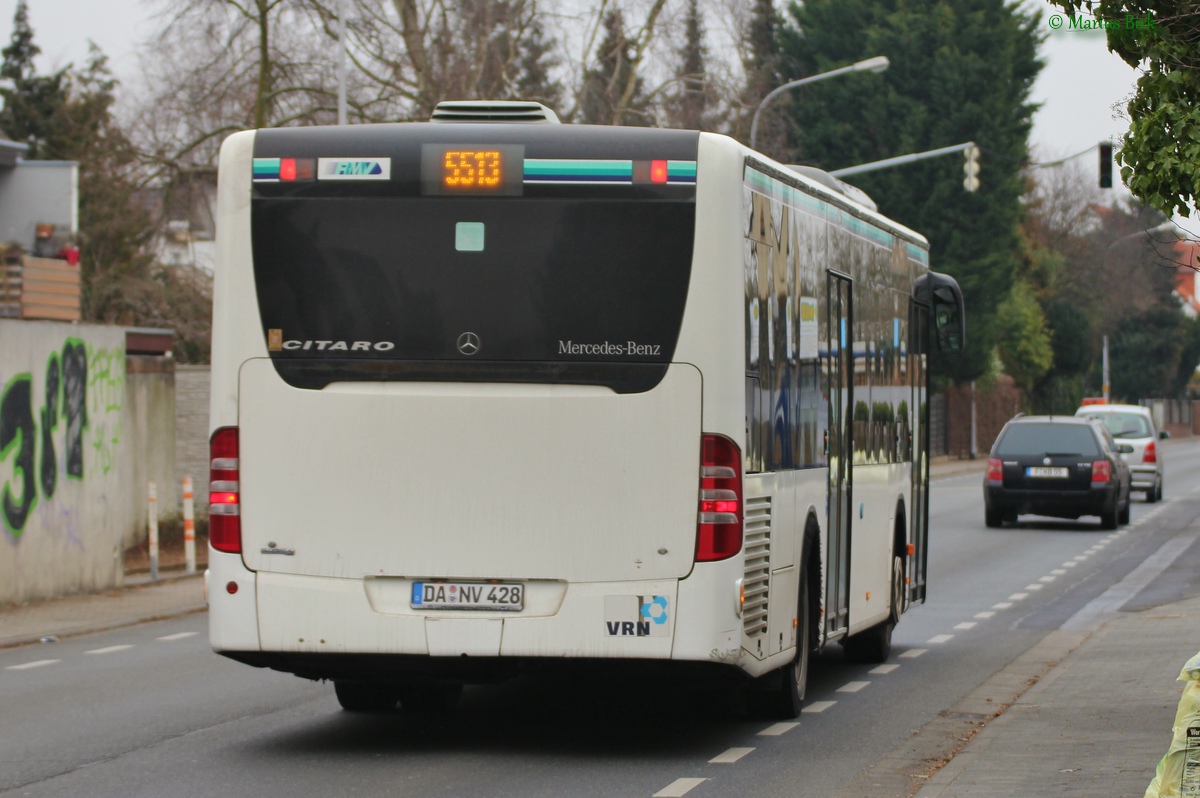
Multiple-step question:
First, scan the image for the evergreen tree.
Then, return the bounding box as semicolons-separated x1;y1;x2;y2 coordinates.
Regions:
580;10;650;125
663;0;711;130
780;0;1045;384
736;0;786;149
0;0;68;158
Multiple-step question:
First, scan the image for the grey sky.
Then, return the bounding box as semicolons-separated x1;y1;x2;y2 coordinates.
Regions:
5;0;1195;234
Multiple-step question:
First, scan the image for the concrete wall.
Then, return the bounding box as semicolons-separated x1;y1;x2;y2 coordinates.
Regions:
175;365;210;519
0;321;133;603
127;355;178;538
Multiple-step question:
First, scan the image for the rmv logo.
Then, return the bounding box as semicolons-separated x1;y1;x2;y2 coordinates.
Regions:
335;161;383;176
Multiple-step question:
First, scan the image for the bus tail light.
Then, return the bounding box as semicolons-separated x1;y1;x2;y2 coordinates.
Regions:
986;458;1003;481
1143;440;1157;464
210;426;241;553
1091;459;1112;484
697;434;743;562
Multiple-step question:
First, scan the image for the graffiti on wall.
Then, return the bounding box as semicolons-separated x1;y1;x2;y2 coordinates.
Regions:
1;337;125;536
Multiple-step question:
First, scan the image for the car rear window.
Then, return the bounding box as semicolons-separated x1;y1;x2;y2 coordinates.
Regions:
994;424;1101;457
1082;412;1152;439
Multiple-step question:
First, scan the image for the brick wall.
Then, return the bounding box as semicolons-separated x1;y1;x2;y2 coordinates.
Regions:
944;376;1023;459
175;365;210;519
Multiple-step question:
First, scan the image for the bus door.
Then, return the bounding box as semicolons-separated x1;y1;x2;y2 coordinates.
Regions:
825;271;853;637
908;299;930;604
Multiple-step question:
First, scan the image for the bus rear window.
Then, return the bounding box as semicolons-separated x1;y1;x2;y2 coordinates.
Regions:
251;196;695;392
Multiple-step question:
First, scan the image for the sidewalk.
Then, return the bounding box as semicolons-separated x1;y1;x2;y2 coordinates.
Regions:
914;594;1200;798
0;571;207;649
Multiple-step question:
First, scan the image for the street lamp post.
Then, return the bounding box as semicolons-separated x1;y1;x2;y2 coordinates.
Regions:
749;56;890;153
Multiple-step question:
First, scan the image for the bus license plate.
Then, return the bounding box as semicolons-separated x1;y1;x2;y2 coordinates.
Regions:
1027;467;1068;478
411;581;524;611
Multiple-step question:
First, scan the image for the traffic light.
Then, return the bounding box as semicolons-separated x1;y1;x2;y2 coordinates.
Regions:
1099;142;1113;188
963;145;980;192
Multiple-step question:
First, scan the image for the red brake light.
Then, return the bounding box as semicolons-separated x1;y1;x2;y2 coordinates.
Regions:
650;160;668;184
986;458;1003;481
280;158;297;181
1143;440;1157;464
210;426;241;553
697;434;743;562
1091;459;1112;484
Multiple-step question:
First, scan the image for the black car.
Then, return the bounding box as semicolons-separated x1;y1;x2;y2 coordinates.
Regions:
983;415;1133;529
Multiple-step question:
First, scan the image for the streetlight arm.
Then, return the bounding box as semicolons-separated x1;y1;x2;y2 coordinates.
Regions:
749;56;889;152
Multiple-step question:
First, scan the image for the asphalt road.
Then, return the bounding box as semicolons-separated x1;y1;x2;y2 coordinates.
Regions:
4;439;1200;797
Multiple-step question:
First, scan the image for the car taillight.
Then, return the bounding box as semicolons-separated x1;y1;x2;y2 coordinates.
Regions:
1143;440;1157;464
1091;459;1112;484
210;426;241;553
986;458;1004;481
697;434;743;562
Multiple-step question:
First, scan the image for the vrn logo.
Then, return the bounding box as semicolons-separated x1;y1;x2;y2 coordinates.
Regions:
318;157;391;181
604;595;670;638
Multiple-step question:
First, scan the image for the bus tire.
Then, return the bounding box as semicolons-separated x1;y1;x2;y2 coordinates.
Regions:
749;552;813;719
842;555;901;665
334;681;399;712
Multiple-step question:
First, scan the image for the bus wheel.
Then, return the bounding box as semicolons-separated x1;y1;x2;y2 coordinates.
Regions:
749;573;810;719
842;555;901;665
399;684;463;713
334;681;399;712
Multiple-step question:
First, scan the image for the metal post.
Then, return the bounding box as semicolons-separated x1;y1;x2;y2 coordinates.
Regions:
148;481;159;581
970;381;977;460
182;476;196;574
337;0;347;126
1103;335;1110;403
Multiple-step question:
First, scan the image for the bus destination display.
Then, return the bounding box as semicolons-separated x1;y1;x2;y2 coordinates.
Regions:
421;143;524;196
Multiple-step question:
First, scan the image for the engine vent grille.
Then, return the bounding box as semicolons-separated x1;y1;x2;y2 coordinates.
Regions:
742;496;772;637
430;100;561;124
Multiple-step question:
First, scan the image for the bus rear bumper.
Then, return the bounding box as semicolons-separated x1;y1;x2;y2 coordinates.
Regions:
210;567;750;680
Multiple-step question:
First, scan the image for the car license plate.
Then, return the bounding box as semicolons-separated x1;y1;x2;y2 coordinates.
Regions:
411;581;524;611
1027;467;1068;478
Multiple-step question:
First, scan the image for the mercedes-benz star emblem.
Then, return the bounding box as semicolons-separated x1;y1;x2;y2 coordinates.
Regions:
457;332;481;356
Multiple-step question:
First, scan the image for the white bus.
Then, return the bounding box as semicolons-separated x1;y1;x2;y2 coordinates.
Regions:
207;101;965;718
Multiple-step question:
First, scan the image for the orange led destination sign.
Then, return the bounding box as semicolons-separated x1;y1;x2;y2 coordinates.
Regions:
421;144;523;196
443;149;503;190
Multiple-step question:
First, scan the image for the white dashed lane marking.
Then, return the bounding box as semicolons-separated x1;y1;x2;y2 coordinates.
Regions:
758;722;799;736
837;681;870;693
974;611;995;619
1025;584;1044;591
6;659;60;671
900;648;927;659
803;701;837;714
1008;593;1028;600
927;634;954;644
157;632;199;642
992;602;1013;609
654;778;706;797
870;664;899;675
86;645;134;655
954;622;977;630
709;747;754;764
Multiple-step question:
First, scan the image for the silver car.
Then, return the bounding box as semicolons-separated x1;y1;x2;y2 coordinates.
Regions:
1075;404;1167;502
